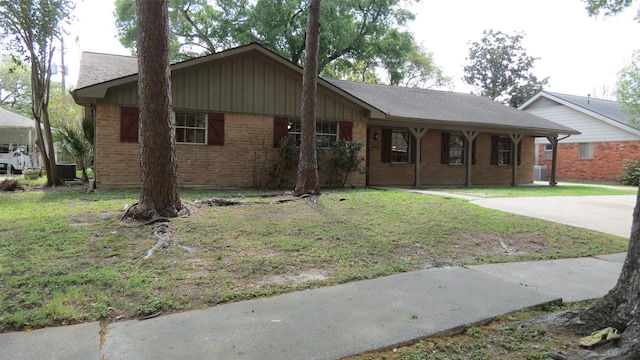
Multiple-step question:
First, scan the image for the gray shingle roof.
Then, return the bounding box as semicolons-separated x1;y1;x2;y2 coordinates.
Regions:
543;91;637;126
328;79;578;133
75;52;138;89
0;108;35;128
74;45;578;136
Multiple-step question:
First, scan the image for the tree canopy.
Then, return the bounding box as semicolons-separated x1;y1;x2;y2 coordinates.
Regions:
113;0;449;88
0;0;74;186
0;54;32;116
617;49;640;123
463;29;549;108
583;0;639;18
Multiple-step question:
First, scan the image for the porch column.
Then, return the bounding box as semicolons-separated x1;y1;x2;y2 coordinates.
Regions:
509;134;523;187
409;127;428;187
462;130;479;186
546;136;559;186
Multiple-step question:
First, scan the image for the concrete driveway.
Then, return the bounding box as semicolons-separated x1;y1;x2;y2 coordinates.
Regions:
472;195;636;238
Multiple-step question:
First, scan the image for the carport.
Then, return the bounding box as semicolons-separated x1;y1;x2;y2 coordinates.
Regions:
0;108;37;173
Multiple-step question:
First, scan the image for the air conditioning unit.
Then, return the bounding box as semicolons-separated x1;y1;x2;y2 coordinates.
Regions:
534;165;547;181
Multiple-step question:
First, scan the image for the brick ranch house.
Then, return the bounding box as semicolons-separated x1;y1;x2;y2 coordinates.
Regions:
520;91;640;182
71;43;578;189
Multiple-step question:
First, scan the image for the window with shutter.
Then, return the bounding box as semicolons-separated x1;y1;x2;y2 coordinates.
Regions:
287;119;338;148
176;112;206;144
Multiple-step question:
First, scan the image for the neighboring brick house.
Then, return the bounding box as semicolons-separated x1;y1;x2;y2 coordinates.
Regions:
520;91;640;182
71;43;577;189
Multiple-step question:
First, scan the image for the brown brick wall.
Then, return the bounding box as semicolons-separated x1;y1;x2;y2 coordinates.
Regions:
537;140;640;182
368;129;534;187
95;105;368;189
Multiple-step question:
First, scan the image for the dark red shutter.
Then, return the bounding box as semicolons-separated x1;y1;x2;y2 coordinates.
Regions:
381;129;392;163
207;113;225;145
120;107;139;143
490;136;499;165
339;121;353;141
440;132;450;164
273;117;289;147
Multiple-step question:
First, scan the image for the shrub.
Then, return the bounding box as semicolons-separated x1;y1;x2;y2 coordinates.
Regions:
619;159;640;186
325;140;364;188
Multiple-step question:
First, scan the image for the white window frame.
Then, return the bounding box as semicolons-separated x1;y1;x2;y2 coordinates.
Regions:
392;130;410;163
175;112;207;145
449;134;465;165
578;143;594;159
287;119;338;148
498;137;512;165
544;144;553;159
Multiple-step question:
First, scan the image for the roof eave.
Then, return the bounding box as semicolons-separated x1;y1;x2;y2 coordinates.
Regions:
367;116;581;137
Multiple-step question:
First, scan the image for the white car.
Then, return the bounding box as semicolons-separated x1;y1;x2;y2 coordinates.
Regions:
0;145;32;174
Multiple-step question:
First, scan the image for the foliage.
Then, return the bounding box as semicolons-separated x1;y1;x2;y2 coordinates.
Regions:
619;159;640;186
52;122;92;182
616;49;640;126
0;54;31;116
48;86;83;128
269;136;297;188
583;0;639;19
325;140;364;188
82;116;94;145
113;0;448;88
115;0;251;60
0;0;75;187
463;29;549;108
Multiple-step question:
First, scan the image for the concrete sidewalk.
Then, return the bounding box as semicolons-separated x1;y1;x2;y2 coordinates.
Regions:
0;253;626;360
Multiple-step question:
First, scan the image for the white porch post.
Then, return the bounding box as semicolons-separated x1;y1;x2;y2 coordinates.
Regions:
409;127;428;187
462;130;479;187
509;134;523;186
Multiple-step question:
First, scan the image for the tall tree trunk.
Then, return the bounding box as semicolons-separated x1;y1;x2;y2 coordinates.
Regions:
30;59;58;187
294;0;321;196
133;0;181;219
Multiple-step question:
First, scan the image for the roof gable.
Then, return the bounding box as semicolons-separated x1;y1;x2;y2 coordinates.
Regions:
520;91;640;136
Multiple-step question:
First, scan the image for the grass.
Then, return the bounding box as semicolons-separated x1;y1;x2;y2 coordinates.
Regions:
427;183;637;198
0;185;630;333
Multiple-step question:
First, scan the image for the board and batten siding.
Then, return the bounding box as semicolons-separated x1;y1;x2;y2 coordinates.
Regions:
527;104;640;144
102;52;367;122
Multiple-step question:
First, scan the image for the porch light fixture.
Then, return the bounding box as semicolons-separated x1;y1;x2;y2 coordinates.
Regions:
373;132;379;140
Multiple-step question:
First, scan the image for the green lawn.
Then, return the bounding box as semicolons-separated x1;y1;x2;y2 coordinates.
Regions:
427;183;637;198
0;186;630;332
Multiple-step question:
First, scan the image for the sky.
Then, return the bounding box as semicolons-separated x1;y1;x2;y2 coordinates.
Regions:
61;0;640;98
